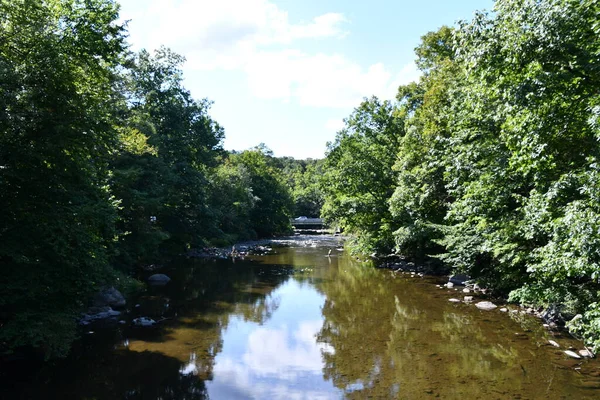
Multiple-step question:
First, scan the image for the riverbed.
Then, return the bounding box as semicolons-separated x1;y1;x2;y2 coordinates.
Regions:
6;234;600;399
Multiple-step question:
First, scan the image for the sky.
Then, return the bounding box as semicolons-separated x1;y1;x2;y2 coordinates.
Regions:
118;0;495;159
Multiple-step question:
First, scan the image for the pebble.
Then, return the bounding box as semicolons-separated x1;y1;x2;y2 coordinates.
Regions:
500;307;508;312
446;282;454;288
448;298;461;303
463;288;471;293
548;340;560;348
579;349;593;358
564;350;582;359
475;301;497;310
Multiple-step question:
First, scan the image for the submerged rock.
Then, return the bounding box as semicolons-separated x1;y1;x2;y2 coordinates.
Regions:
147;274;171;286
475;301;497;311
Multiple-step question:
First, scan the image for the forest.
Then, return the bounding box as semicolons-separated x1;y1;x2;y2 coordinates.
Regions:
2;0;600;359
0;0;323;359
322;0;600;351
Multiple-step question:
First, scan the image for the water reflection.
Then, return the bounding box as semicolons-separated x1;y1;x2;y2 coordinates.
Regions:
4;235;600;399
206;280;338;399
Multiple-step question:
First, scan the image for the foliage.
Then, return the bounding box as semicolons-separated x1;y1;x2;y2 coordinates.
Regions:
321;0;600;349
321;97;404;254
0;1;297;359
0;0;127;358
229;147;294;237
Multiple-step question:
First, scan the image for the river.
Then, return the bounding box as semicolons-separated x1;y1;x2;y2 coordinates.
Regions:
5;234;600;399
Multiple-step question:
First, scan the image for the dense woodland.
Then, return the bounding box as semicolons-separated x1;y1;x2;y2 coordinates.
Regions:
0;0;323;358
2;0;600;359
322;0;600;351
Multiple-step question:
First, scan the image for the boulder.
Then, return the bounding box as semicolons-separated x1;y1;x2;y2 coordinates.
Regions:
449;274;470;286
541;304;565;326
147;274;171;286
79;306;121;326
93;286;126;309
475;301;497;311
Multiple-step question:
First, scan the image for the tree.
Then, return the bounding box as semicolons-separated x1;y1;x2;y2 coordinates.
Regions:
123;48;225;254
0;0;127;358
230;148;293;237
321;97;404;254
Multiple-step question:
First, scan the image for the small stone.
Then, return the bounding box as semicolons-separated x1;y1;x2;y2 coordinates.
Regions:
463;296;474;302
449;274;470;286
118;320;126;325
446;282;454;288
500;307;508;312
579;349;593;358
133;317;156;327
463;288;471;293
475;301;497;311
548;340;560;348
564;350;582;359
449;298;461;303
147;274;171;286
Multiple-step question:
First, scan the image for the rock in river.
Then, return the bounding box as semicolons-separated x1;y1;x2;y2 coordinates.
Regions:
564;350;582;359
449;274;470;286
475;301;497;311
579;349;593;358
79;306;121;326
448;298;461;303
93;286;126;309
132;317;156;327
147;274;171;286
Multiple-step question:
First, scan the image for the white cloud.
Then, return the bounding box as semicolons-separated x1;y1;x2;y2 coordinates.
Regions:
121;0;347;63
325;118;346;133
120;0;420;109
245;51;419;108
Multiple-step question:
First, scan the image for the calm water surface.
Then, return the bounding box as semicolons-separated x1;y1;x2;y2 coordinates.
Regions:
6;235;600;399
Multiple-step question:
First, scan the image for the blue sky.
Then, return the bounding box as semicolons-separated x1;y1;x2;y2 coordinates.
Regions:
119;0;495;159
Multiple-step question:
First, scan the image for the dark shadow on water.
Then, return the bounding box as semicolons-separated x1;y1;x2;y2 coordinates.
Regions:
5;349;209;400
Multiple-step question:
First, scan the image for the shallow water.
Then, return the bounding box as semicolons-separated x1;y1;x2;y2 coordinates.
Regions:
6;234;600;399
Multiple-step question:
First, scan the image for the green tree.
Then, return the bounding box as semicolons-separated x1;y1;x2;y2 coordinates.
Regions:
124;48;225;254
321;97;404;254
0;0;126;358
230;147;293;237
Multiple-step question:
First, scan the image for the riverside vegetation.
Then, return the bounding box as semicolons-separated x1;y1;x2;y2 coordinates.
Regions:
2;0;600;361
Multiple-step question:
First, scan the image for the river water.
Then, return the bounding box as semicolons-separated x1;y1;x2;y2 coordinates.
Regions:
6;234;600;399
